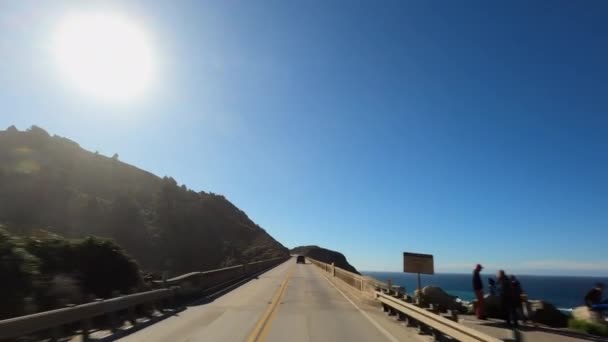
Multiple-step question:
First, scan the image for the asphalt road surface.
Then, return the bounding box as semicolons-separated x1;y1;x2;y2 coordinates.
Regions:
119;258;417;342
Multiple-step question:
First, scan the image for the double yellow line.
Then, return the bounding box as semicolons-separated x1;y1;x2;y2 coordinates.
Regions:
246;267;294;342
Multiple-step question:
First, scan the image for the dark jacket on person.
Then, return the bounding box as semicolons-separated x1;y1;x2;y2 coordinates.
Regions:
498;276;512;300
585;288;602;307
512;279;523;303
473;270;483;291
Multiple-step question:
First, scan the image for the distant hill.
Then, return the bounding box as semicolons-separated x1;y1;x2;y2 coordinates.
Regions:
0;125;289;275
291;245;359;275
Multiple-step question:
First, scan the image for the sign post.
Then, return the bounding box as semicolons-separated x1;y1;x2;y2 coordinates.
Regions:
403;252;434;298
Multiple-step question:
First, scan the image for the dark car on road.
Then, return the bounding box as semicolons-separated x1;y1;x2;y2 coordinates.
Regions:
296;255;305;264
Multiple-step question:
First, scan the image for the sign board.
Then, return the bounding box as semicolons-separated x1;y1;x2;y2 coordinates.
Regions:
403;252;434;275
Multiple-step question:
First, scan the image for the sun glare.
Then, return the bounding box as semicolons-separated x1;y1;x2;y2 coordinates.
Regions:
51;11;155;102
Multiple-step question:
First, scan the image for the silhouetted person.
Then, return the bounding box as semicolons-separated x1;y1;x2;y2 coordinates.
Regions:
510;275;526;322
488;278;497;296
497;270;517;327
472;264;486;319
585;283;608;312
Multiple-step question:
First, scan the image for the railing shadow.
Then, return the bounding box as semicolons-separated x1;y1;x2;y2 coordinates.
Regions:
478;321;605;342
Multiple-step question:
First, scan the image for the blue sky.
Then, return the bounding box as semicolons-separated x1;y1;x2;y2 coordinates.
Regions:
1;1;607;276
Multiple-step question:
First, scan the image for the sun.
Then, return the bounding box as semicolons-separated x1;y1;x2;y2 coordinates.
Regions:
51;11;155;102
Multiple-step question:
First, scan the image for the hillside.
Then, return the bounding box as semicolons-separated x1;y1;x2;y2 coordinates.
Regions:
0;125;289;275
291;245;359;275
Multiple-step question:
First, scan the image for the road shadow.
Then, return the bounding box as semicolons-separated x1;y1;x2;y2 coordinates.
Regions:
97;266;279;341
96;307;187;342
478;321;605;342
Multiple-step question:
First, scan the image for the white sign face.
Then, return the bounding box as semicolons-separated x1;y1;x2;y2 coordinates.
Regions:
403;252;434;275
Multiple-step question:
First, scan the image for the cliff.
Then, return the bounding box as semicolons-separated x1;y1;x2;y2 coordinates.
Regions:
291;245;359;275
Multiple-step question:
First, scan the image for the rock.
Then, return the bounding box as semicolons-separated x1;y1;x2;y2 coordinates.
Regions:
529;300;568;327
572;306;606;326
416;286;467;313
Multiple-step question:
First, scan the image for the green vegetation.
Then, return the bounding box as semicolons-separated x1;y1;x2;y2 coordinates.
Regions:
0;126;288;277
568;318;608;337
0;227;141;319
0;228;39;318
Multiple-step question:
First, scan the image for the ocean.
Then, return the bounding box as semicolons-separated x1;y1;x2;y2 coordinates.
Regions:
362;271;608;310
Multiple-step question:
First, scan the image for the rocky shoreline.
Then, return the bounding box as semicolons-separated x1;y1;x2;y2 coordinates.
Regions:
414;284;608;333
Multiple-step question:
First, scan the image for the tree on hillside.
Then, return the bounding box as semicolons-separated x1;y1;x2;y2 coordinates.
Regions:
72;237;142;297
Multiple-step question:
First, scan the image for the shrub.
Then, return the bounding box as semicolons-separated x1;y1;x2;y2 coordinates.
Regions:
25;233;142;299
24;231;74;274
569;318;608;337
71;236;142;298
0;228;142;318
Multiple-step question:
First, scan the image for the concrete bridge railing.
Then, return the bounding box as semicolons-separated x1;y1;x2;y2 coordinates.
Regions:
157;257;287;297
306;257;391;295
0;256;288;341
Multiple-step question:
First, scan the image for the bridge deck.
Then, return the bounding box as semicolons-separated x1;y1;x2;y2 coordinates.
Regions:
118;258;424;342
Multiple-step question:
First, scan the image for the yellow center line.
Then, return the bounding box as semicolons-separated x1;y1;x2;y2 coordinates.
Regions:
246;266;294;342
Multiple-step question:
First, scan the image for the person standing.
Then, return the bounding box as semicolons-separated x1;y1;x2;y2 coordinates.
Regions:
585;283;608;312
510;275;526;322
472;264;486;319
497;270;517;327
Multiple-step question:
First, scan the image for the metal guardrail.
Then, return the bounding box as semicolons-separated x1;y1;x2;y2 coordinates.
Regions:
376;291;501;342
0;256;288;341
0;288;175;340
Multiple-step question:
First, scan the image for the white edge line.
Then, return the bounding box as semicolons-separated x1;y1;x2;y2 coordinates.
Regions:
320;273;400;342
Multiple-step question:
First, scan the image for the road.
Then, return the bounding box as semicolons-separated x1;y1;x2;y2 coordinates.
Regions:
119;258;420;342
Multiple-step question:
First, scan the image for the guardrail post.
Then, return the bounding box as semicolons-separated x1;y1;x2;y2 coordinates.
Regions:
446;309;458;322
109;291;121;332
162;271;168;287
415;321;426;335
128;305;137;326
108;310;119;333
50;325;62;342
164;287;177;312
82;318;92;342
331;262;335;277
403;315;415;327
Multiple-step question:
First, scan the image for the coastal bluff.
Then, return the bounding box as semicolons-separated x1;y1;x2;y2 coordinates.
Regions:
291;245;360;275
